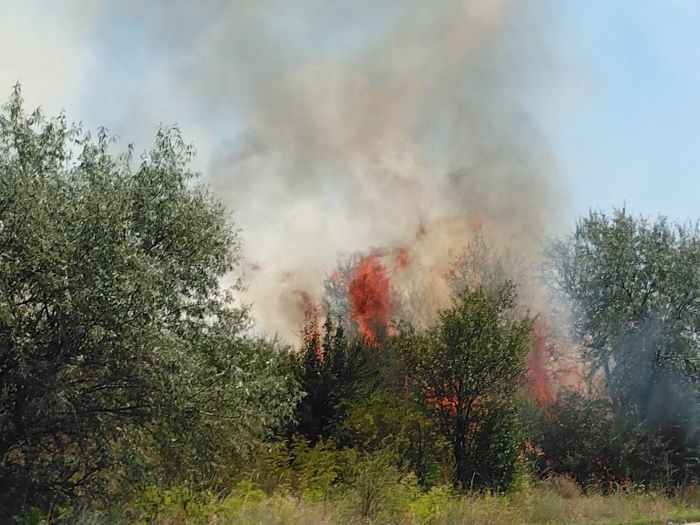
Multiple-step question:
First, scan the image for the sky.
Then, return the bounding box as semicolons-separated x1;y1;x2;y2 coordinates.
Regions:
1;1;699;336
547;0;700;225
1;0;697;226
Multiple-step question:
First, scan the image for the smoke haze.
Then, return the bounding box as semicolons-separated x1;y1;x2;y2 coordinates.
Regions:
5;0;569;339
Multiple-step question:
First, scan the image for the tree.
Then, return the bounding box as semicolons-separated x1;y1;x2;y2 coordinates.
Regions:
401;281;533;491
544;208;700;485
290;314;365;446
0;86;298;515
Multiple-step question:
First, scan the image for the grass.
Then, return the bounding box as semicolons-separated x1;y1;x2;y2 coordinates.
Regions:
74;478;700;525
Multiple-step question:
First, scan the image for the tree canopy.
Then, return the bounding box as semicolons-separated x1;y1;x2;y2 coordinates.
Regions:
3;85;700;521
543;208;700;485
401;281;534;490
0;86;298;515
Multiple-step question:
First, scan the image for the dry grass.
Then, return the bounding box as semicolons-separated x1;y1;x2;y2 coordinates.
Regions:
442;490;673;525
78;479;700;525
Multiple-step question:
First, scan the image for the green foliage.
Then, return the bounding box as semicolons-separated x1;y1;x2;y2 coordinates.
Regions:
341;447;401;519
0;86;299;515
507;454;535;497
15;507;46;525
544;208;700;486
409;484;454;525
79;481;700;525
525;392;627;489
290;316;366;445
290;439;341;501
401;280;534;491
545;208;700;405
7;83;700;518
340;390;450;487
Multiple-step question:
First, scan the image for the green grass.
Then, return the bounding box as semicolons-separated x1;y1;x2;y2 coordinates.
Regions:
74;479;700;525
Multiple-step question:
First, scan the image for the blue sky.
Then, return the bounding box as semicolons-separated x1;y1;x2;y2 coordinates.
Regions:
539;0;700;225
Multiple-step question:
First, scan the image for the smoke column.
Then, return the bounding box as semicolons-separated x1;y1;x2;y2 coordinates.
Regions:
102;0;566;339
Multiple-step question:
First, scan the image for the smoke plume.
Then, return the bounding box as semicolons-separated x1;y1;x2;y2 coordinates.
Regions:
105;0;566;339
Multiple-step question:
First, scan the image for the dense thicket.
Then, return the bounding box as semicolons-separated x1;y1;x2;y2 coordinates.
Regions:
540;209;700;488
289;315;366;445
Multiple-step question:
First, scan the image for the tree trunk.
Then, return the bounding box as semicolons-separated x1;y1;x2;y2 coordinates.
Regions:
452;418;469;490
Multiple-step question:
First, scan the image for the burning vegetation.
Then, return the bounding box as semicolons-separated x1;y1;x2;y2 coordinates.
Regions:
528;318;555;404
348;251;393;343
5;0;700;518
296;235;559;410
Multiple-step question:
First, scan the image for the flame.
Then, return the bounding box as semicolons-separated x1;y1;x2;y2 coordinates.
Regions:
293;289;316;318
394;245;410;270
348;251;392;343
469;213;483;234
426;387;460;415
528;317;554;404
300;307;322;360
442;246;467;280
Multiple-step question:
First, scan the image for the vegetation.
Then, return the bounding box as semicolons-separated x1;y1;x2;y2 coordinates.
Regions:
541;209;700;488
66;475;700;524
0;87;298;519
400;281;533;491
1;89;699;523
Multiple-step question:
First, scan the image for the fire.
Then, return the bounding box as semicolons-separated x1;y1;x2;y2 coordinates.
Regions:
300;308;322;360
293;289;316;318
442;246;467;280
469;213;483;233
528;317;554;404
426;387;460;415
293;289;322;351
348;251;392;343
394;245;410;269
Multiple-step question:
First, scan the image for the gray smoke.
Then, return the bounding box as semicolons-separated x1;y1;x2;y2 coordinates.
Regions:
94;0;568;339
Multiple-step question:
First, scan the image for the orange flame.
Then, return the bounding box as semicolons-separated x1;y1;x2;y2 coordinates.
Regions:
300;307;322;360
528;317;554;404
426;387;460;415
348;251;392;343
394;245;410;270
442;245;467;280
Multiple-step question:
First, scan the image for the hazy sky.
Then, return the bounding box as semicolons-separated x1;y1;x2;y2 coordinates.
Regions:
2;1;697;225
4;1;699;337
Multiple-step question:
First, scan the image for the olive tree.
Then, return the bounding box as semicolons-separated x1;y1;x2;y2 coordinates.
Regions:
0;86;298;515
544;208;700;485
